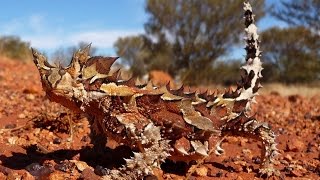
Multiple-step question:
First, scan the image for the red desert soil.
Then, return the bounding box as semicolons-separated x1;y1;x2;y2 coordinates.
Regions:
0;58;319;179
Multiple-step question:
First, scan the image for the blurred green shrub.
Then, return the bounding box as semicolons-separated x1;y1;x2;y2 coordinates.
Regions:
0;36;32;61
179;60;242;86
261;27;320;83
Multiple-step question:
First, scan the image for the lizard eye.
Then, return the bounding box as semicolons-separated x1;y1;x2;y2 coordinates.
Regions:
59;69;66;76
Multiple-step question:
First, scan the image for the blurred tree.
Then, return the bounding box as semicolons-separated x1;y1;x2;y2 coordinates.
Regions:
262;0;320;84
206;60;241;86
0;36;32;61
115;0;265;85
272;0;320;33
115;35;151;77
51;42;97;66
115;35;174;77
261;27;320;83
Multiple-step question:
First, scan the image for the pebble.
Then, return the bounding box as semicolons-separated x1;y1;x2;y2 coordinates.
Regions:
287;139;305;152
53;138;61;144
252;156;261;164
94;165;108;176
18;113;26;119
195;166;208;176
25;94;35;101
284;154;292;161
70;160;90;172
25;163;52;177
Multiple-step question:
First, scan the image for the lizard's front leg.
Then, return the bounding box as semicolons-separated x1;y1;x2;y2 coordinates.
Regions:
102;121;172;179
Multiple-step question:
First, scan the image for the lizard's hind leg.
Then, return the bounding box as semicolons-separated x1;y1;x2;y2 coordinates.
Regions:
223;115;281;177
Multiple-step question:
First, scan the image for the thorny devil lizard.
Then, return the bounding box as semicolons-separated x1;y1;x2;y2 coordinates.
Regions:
32;2;280;179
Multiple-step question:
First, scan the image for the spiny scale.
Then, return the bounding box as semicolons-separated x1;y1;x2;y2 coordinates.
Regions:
32;2;280;179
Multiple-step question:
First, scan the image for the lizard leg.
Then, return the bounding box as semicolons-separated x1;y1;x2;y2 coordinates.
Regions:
224;117;281;178
103;122;172;179
244;120;281;177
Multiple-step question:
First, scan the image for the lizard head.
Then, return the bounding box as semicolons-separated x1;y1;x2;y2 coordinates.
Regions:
31;45;92;111
32;44;119;112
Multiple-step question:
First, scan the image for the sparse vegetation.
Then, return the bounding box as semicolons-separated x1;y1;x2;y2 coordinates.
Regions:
260;83;320;97
0;36;32;61
261;0;320;84
261;27;320;83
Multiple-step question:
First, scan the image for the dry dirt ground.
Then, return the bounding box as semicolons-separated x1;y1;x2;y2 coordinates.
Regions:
0;58;319;180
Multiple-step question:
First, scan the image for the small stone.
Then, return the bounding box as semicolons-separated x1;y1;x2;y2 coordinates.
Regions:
284;154;292;161
25;94;35;101
194;166;208;176
18;113;26;119
94;165;108;176
53;138;61;144
34;128;41;134
252;156;261;164
26;163;52;177
287;139;304;152
174;137;191;153
70;160;90;172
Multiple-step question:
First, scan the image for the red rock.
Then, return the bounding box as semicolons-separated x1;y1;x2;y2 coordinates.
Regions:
81;168;101;180
287;138;305;152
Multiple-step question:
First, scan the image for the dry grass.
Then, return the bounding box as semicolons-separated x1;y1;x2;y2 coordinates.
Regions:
197;83;320;98
260;83;320;97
